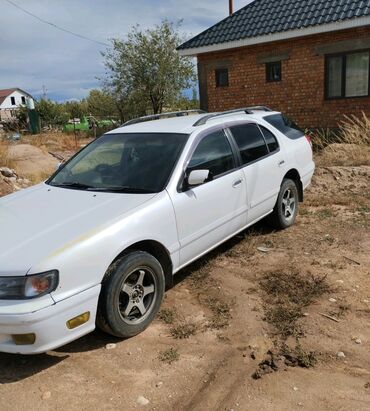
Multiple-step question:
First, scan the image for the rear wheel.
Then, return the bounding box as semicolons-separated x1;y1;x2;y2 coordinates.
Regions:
97;251;165;338
267;178;299;229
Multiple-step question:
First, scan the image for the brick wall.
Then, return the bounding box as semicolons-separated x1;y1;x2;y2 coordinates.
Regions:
197;26;370;128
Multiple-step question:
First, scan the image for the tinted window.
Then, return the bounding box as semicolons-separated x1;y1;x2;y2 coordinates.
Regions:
266;61;282;82
188;130;234;177
48;133;188;193
260;126;279;152
215;68;229;87
264;114;304;140
230;124;268;165
326;51;369;99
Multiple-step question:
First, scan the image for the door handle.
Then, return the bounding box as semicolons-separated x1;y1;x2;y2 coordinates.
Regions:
232;179;243;188
278;160;285;167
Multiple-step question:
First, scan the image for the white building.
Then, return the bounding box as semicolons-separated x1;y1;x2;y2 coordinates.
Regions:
0;88;34;122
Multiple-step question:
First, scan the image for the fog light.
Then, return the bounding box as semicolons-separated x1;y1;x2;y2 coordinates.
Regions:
66;312;90;329
12;333;36;345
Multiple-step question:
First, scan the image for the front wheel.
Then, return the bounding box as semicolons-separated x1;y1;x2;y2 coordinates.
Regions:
97;251;165;338
267;178;299;229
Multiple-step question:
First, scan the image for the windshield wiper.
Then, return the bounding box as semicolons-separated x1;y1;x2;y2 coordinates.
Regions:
50;182;94;190
89;186;155;193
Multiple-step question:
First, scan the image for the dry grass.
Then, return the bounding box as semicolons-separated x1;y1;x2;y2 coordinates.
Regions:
259;270;331;340
158;347;180;364
309;112;370;156
158;308;177;325
311;112;370;165
340;112;370;146
170;322;197;339
23;132;86;152
0;139;16;169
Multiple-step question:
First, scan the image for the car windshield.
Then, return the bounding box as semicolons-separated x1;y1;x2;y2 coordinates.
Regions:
48;132;189;193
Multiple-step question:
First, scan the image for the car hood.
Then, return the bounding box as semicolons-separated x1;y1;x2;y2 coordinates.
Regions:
0;184;157;276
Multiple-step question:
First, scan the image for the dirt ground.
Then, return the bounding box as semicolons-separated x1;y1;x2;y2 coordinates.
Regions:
0;136;369;411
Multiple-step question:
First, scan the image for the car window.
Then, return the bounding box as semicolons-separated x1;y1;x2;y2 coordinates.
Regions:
187;130;235;177
263;114;304;139
259;126;279;153
229;123;268;165
48;133;188;193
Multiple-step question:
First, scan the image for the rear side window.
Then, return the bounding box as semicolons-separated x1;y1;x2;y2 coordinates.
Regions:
229;124;268;165
264;114;304;139
188;130;235;177
260;126;279;152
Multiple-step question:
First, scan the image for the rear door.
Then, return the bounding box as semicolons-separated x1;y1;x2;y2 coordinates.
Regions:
171;129;247;266
228;123;285;223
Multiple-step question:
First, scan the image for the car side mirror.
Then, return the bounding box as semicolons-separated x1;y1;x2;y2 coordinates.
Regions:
187;169;210;187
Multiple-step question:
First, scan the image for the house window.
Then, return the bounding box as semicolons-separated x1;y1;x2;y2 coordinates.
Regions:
21;96;26;104
10;96;16;105
266;61;282;82
325;51;370;99
215;68;229;87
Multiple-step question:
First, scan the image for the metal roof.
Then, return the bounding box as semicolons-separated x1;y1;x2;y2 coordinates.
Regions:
178;0;370;53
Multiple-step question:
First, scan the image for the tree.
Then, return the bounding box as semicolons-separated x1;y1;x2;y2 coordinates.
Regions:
86;89;119;119
65;100;88;120
102;21;196;115
36;99;69;127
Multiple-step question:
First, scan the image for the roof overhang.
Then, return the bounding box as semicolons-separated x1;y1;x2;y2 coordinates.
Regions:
178;15;370;56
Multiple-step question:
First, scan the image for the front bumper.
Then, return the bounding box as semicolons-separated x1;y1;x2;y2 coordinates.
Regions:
0;285;100;354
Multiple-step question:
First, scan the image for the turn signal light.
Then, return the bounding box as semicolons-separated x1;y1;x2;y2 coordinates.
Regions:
66;312;90;329
12;333;36;345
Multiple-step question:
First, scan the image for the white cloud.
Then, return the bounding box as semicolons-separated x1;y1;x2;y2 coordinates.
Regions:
0;0;252;101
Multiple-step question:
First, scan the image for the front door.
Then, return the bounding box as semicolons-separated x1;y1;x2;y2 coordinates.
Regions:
170;129;247;266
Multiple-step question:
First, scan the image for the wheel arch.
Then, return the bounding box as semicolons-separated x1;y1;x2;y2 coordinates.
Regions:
283;169;303;202
109;240;174;289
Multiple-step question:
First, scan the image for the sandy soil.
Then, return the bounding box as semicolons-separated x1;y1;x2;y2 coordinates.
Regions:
0;138;369;411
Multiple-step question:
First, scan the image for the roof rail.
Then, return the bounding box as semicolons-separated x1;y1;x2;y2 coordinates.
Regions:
122;109;206;127
192;106;273;126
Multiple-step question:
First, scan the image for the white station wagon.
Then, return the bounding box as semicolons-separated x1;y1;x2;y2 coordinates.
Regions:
0;107;314;354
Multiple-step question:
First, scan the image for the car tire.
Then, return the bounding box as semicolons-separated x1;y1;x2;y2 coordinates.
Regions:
97;251;165;338
267;178;299;229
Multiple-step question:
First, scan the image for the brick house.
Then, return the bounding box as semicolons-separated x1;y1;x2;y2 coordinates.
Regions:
178;0;370;128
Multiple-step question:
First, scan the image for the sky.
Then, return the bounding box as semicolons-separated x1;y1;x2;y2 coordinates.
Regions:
0;0;252;102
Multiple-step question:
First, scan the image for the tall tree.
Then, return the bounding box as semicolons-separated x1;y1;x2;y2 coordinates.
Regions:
102;21;196;115
86;89;118;119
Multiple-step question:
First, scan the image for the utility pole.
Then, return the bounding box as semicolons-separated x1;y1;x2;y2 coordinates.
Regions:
42;84;47;100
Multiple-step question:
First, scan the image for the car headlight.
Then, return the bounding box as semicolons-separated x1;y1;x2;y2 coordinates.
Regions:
0;270;59;300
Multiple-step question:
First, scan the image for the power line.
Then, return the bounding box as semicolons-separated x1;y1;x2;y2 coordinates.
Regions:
4;0;110;47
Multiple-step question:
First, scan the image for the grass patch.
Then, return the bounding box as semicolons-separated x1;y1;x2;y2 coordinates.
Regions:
316;208;334;220
201;296;232;330
253;270;329;378
158;308;177;325
0;139;15;169
187;261;212;286
259;270;330;340
158;347;180;364
281;343;317;368
308;111;370;152
259;270;331;311
170;322;197;339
